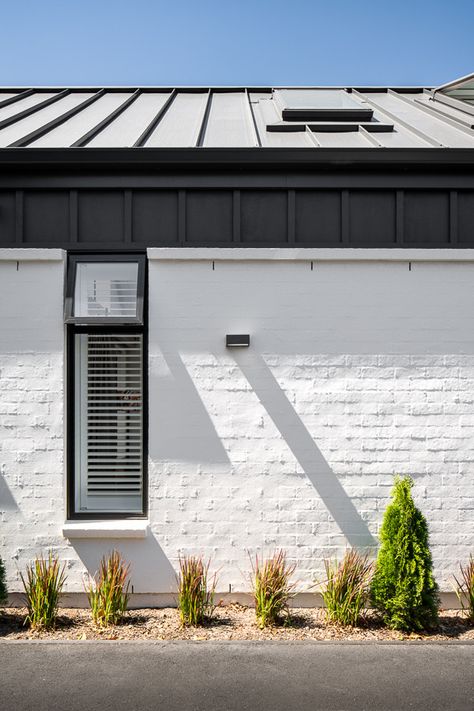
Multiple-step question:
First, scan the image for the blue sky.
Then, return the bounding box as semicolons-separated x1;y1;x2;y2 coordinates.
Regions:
1;1;473;86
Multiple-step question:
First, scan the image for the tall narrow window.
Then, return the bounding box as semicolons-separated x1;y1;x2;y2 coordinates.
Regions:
66;255;146;517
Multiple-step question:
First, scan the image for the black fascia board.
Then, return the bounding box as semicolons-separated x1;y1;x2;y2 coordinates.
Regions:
1;147;474;170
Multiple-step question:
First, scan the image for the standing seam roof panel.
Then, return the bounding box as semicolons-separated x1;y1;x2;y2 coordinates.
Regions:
0;84;473;149
87;92;172;147
365;92;474;147
250;94;312;147
313;130;374;148
203;91;257;147
30;93;134;147
0;93;21;105
145;92;208;147
0;93;95;147
0;92;58;124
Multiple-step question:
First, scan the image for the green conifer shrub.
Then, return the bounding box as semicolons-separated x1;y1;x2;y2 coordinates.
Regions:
0;556;7;606
371;476;439;631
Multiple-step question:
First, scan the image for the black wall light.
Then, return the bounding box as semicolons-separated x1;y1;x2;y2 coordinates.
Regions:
226;334;250;347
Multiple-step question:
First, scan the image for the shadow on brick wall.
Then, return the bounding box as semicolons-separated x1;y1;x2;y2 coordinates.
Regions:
232;350;376;549
70;533;177;594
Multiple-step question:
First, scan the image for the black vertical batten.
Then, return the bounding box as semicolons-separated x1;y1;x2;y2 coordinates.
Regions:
69;190;78;243
449;190;458;245
396;190;404;245
233;189;241;242
178;189;186;244
287;189;296;244
124;190;133;243
341;190;349;244
15;190;23;244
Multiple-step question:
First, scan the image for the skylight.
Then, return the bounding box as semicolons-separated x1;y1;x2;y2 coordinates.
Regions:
434;73;474;111
274;89;373;122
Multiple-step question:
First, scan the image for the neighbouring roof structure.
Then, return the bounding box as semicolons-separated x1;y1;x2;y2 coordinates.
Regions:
1;78;474;149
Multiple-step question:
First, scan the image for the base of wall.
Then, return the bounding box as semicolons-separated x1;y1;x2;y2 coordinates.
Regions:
6;591;462;610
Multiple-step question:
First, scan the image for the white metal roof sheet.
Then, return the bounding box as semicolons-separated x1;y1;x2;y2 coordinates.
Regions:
0;82;473;150
87;92;172;147
144;92;208;147
360;91;474;148
0;92;94;147
313;130;373;148
203;91;257;147
0;92;58;124
250;94;312;147
30;92;133;147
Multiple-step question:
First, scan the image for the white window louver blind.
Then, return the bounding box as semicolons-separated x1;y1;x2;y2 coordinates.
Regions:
75;333;143;513
74;262;139;319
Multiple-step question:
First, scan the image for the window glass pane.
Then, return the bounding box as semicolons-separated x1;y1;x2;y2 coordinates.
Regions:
75;333;143;513
435;75;474;108
74;262;139;318
274;89;373;121
277;89;364;110
441;81;474;106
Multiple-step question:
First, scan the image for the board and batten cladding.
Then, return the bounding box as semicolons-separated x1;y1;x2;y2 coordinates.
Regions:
148;251;474;591
1;187;474;248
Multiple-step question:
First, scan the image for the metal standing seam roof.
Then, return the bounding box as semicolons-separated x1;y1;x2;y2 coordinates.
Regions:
1;79;474;149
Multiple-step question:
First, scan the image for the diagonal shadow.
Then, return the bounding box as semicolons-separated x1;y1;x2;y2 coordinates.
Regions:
71;532;177;594
0;471;20;512
149;350;230;464
232;350;376;548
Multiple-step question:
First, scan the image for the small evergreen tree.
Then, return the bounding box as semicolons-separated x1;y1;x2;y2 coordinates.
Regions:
0;556;7;606
371;476;439;631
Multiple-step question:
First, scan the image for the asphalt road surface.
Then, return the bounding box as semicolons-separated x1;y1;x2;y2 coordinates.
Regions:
1;641;473;711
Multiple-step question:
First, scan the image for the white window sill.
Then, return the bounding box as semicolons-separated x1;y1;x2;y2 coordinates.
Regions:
62;520;149;539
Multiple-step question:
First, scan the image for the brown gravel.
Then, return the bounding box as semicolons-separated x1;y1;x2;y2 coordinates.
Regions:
1;605;473;641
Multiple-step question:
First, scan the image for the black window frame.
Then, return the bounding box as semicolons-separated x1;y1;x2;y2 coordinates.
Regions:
66;252;148;520
64;253;146;325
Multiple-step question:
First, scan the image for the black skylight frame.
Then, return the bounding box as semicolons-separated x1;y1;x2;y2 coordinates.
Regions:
64;253;146;325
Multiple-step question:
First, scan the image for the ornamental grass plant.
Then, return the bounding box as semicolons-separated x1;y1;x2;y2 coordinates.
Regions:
321;549;373;627
86;550;130;627
177;555;217;626
20;552;66;630
453;555;474;623
251;550;296;628
371;476;439;632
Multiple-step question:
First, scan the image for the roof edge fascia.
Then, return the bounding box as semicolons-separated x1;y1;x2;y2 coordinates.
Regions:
1;147;474;169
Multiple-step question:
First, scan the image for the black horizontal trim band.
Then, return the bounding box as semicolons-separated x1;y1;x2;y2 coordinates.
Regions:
1;147;474;169
268;123;394;133
0;86;427;93
282;108;373;122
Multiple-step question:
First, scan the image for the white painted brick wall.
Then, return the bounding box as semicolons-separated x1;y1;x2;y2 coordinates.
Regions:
1;252;473;598
148;258;474;592
0;256;72;592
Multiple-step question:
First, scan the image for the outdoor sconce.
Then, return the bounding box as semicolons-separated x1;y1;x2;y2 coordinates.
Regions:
226;334;250;347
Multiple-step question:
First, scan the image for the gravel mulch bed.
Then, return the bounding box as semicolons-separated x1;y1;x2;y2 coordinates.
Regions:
1;605;473;641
